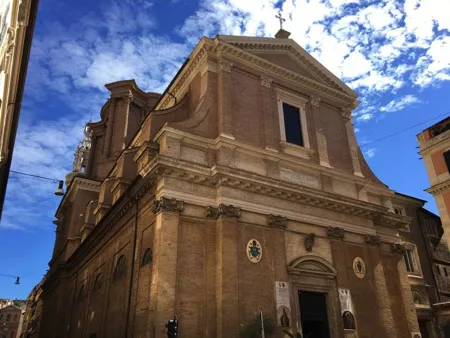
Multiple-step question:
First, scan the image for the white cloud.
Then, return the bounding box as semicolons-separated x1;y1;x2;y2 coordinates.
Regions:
364;148;377;159
380;95;422;113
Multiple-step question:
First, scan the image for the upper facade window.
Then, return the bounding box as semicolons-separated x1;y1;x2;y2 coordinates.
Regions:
276;88;310;150
393;206;406;216
282;103;303;147
443;150;450;172
403;244;422;277
140;248;153;268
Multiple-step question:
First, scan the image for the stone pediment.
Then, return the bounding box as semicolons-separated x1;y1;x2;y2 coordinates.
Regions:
217;35;357;99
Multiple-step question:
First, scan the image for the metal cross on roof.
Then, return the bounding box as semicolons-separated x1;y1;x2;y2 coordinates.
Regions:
275;12;286;30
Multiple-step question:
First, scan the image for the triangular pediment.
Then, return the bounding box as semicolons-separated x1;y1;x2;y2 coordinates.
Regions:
217;35;357;99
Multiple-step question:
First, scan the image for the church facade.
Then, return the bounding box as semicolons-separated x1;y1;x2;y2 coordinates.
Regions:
40;29;422;338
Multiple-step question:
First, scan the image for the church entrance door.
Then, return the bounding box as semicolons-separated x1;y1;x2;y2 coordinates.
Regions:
298;291;331;338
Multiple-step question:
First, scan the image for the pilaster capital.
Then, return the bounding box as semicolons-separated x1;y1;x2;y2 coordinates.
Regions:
217;59;233;73
309;95;321;108
124;91;134;104
341;107;352;120
206;204;241;219
327;226;345;240
365;234;381;246
268;214;287;229
152;197;184;214
391;243;407;254
260;76;273;88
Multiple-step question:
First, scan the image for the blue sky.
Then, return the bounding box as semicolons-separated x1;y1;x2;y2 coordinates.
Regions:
1;0;449;299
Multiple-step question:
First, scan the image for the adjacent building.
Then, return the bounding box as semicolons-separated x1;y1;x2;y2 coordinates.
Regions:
417;117;450;246
391;193;450;337
40;29;424;338
22;280;44;338
0;301;25;338
0;0;39;218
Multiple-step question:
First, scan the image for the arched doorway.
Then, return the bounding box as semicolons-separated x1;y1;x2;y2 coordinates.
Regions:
288;255;341;338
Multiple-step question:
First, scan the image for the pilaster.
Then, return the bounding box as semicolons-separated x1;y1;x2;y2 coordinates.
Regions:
372;250;397;337
342;106;363;177
309;95;330;167
208;204;241;338
397;254;421;334
122;91;134;149
217;59;234;139
103;98;117;157
151;197;184;338
260;76;276;150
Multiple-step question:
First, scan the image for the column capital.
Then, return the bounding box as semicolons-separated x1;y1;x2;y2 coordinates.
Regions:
365;235;381;246
217;59;233;73
206;204;241;219
124;91;134;104
260;76;273;88
152;197;184;214
309;95;321;108
341;107;352;120
327;226;345;240
268;214;287;229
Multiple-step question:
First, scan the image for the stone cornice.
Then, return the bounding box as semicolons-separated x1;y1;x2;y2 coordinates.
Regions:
426;181;450;196
215;40;356;106
217;35;357;98
156;36;358;111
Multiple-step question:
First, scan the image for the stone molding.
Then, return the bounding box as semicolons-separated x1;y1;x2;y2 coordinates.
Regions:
309;95;321;107
260;76;272;88
288;255;337;280
206;204;242;219
365;235;381;246
18;0;31;25
268;214;288;229
217;59;233;73
152;196;184;214
327;226;345;240
426;181;450;196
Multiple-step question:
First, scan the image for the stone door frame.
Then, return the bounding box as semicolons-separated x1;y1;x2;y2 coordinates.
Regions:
288;255;342;338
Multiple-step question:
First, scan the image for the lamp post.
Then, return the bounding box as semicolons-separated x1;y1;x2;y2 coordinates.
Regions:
0;274;20;285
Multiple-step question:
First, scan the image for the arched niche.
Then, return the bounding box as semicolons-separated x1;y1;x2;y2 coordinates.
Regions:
287;255;342;338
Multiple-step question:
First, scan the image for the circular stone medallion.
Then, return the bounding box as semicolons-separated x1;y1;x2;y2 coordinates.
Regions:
247;239;262;263
353;257;366;279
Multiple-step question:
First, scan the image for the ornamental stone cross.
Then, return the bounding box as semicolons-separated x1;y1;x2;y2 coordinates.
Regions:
275;12;286;30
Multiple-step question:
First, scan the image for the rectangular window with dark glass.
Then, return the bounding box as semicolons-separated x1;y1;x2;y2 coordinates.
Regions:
444;150;450;171
282;102;303;146
404;250;414;273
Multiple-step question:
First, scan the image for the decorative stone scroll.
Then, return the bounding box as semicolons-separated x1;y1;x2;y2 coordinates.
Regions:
206;204;241;219
365;235;381;246
268;214;288;229
217;59;233;73
327;227;345;240
309;95;321;107
391;243;407;254
260;76;272;88
151;197;184;214
304;233;316;252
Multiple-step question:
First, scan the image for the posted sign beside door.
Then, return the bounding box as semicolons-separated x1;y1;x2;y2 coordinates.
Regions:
275;281;292;328
338;288;356;331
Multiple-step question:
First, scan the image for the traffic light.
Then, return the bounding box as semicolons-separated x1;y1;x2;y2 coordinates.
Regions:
165;315;178;338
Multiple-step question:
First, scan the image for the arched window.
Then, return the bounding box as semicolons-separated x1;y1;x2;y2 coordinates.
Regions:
77;285;85;303
140;248;153;268
92;273;104;294
113;255;127;281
